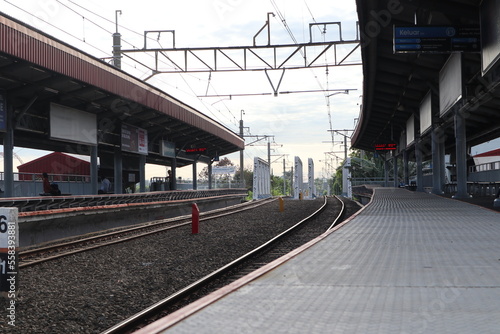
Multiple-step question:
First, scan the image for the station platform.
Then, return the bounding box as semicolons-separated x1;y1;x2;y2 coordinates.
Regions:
137;188;500;334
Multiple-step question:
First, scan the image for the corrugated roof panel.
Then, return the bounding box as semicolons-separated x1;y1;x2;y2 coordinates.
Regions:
1;14;243;151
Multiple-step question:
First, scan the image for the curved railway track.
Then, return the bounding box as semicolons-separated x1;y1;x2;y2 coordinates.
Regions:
19;197;276;268
101;195;350;334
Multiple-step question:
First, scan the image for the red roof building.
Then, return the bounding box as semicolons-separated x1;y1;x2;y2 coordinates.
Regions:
17;152;90;180
473;148;500;158
473;148;500;168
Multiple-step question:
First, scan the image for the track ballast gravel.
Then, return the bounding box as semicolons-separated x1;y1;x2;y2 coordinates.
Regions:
1;197;352;333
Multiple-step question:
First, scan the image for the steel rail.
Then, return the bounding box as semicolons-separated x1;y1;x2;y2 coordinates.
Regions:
101;196;336;334
19;197;276;268
328;195;346;230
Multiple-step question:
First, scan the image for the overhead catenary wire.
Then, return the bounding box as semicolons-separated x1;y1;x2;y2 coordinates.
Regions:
3;0;110;56
269;0;337;151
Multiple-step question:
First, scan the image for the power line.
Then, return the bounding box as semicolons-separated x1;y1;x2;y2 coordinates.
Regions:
3;0;109;56
66;0;144;38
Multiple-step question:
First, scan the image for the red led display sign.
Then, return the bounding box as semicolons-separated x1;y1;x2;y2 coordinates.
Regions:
375;143;397;151
186;147;207;154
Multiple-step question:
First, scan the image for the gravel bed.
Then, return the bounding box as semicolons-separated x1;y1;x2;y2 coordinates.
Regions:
143;196;362;326
1;198;327;333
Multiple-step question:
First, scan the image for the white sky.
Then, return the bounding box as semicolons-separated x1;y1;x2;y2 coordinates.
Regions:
1;0;363;180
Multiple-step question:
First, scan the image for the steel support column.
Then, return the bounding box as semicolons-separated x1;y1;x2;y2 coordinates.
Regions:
403;150;409;186
453;110;469;198
114;147;123;194
171;158;177;190
3;101;14;198
439;138;446;186
384;155;390;188
432;126;443;194
139;155;146;193
416;139;424;192
393;154;399;188
192;162;197;190
208;162;213;189
90;146;98;195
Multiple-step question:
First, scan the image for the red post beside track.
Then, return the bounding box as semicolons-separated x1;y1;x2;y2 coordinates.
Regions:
192;203;199;234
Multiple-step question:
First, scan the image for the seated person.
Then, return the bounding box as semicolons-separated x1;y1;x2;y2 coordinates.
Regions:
41;172;61;196
98;176;111;194
50;183;61;196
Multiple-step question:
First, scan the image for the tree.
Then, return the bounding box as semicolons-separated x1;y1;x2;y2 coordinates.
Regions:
315;177;330;196
234;167;253;190
331;166;343;195
349;150;385;179
269;175;281;196
198;157;235;181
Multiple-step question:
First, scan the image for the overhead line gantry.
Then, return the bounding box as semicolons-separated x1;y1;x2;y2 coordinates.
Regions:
118;16;362;87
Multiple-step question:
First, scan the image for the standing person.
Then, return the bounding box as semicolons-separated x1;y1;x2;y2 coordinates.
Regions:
41;172;51;195
167;170;172;190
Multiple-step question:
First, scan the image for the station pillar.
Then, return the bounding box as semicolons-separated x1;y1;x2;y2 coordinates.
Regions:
393;154;399;188
90;146;98;195
415;138;424;192
403;150;409;186
453;109;469;199
192;161;198;190
208;162;213;189
171;158;177;190
384;155;389;188
432;126;444;195
3;96;14;198
114;147;123;194
439;138;446;188
139;155;146;193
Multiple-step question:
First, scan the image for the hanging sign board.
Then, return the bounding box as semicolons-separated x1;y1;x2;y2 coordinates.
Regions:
185;147;207;154
375;143;398;151
161;140;176;158
213;166;236;174
481;0;500;74
50;103;97;145
394;26;480;53
121;123;148;155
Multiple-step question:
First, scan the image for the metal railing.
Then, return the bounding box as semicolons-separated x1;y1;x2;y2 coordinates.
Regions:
350;177;394;186
0;188;248;212
470;160;500;173
0;172;92;197
0;172;246;197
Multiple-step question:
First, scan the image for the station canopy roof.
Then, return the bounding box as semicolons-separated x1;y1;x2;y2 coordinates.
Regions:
0;13;243;167
352;0;500;155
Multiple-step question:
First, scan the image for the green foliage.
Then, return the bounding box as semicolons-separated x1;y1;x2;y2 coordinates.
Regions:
332;166;343;195
246;191;253;201
314;178;329;196
234;168;253;190
271;175;284;196
349;150;385;179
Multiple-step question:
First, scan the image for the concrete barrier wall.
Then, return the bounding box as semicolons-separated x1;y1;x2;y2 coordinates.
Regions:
469;170;500;182
19;195;245;247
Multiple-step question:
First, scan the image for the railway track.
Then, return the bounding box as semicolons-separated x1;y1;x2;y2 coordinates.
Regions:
101;195;350;334
19;197;276;268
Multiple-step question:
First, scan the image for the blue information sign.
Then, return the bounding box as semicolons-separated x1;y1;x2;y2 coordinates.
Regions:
394;26;480;53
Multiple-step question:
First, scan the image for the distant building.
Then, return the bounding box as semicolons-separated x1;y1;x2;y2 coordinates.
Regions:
17;152;90;181
473;148;500;166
